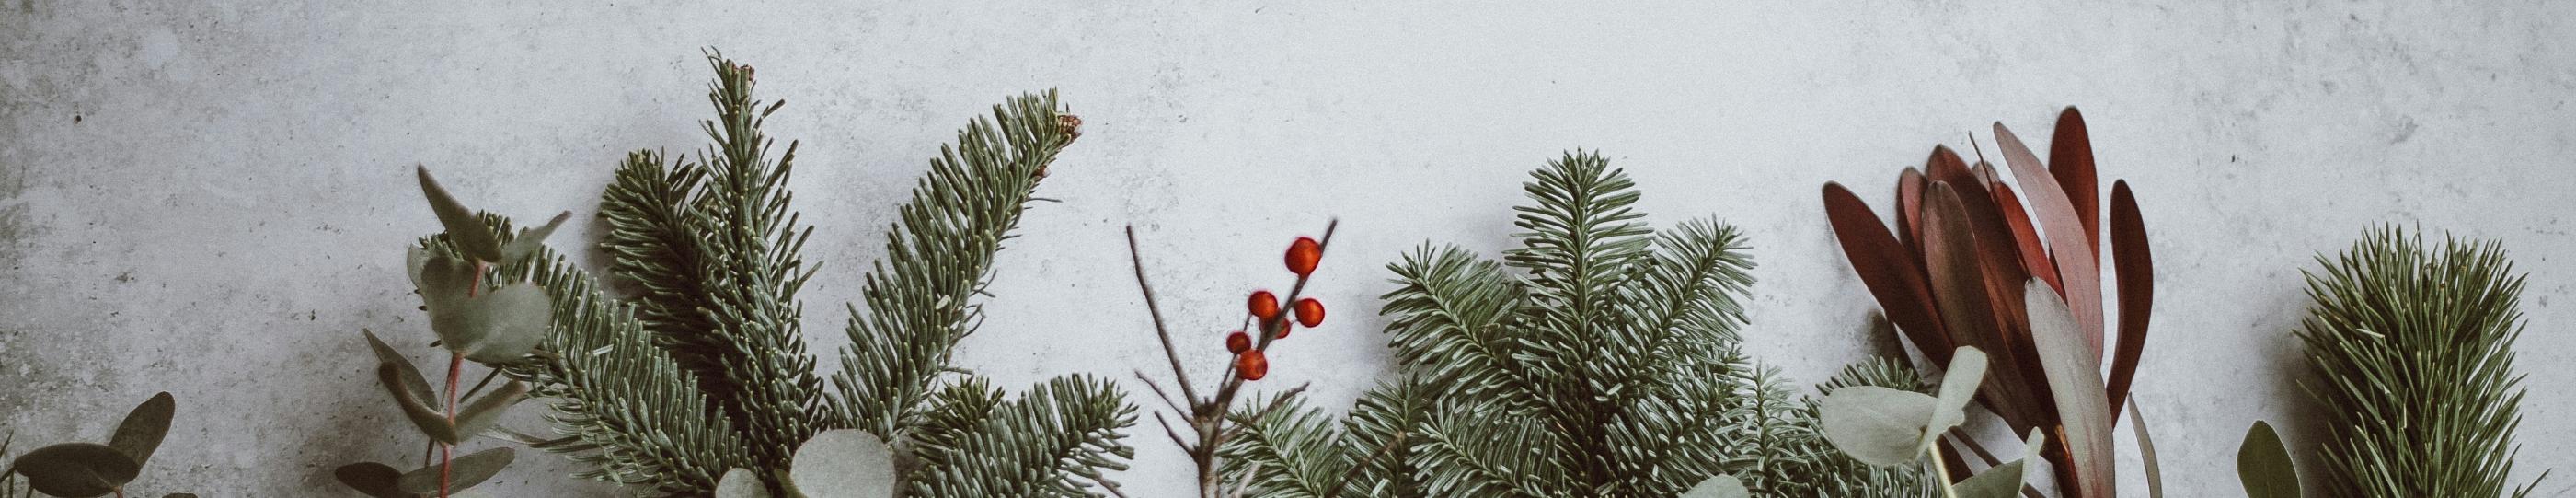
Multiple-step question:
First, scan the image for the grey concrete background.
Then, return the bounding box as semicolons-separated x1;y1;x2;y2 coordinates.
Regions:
4;1;2571;496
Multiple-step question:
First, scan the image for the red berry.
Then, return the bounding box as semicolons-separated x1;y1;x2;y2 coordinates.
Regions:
1294;298;1325;327
1225;330;1251;353
1248;290;1281;320
1236;350;1270;380
1285;237;1322;276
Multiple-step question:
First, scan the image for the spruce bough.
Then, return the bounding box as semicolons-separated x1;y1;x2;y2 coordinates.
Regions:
1219;153;1931;497
420;52;1134;496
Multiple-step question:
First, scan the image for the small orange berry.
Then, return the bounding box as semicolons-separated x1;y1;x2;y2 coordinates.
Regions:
1248;290;1281;320
1294;298;1325;327
1236;350;1270;380
1225;330;1251;353
1285;237;1322;276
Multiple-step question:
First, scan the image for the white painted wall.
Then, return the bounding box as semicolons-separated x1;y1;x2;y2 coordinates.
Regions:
4;2;2570;495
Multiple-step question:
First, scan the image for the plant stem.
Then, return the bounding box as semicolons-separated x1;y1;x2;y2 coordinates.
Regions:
443;353;462;498
1930;444;1960;498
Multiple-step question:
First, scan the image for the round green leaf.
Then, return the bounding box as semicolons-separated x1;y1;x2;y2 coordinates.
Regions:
109;392;175;466
2237;421;2300;498
788;429;896;498
1819;386;1939;467
332;462;408;498
1954;430;2046;498
396;446;515;493
10;443;140;497
428;282;553;364
715;468;775;498
1928;347;1986;438
1679;474;1749;498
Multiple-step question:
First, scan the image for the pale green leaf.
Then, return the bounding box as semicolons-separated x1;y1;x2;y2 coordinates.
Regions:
787;429;896;498
416;166;503;261
1927;346;1987;446
396;447;514;493
2025;280;2117;495
377;364;457;444
2237;421;2299;498
499;211;570;263
1954;429;2046;498
715;469;774;498
9;443;139;497
109;392;174;465
451;381;528;438
1821;386;1940;467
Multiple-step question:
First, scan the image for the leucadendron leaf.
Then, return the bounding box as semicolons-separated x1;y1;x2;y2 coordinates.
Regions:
2237;421;2299;498
109;392;174;466
395;447;515;494
1679;474;1749;498
1952;429;2047;498
416;166;503;262
715;468;774;498
786;429;897;498
9;443;140;497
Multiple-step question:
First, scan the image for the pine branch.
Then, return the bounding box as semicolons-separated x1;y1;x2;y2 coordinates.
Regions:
2299;226;2542;498
834;90;1074;442
454;225;758;495
906;376;1137;497
1217;393;1351;498
1378;246;1532;405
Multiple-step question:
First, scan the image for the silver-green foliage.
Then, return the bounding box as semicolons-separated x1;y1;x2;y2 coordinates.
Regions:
477;53;1132;496
2297;227;2543;498
1220;153;1926;497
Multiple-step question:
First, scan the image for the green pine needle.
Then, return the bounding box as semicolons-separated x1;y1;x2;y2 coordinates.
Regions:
2298;226;2544;498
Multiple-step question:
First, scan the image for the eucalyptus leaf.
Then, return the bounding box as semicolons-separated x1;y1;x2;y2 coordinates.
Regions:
416;166;503;262
787;429;896;498
395;447;514;494
362;330;437;405
715;468;774;498
332;462;408;498
2133;402;2165;498
108;392;173;466
498;211;570;264
1678;474;1748;498
2237;421;2299;498
430;282;553;364
1927;347;1987;446
1819;386;1940;467
451;381;529;439
377;364;458;444
1953;429;2047;498
9;443;139;497
405;247;430;292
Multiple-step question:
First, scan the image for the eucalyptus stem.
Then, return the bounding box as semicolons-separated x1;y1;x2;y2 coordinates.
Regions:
442;353;462;498
1929;445;1959;498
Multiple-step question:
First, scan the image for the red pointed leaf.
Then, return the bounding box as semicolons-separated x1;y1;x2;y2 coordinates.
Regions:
1897;168;1927;253
2051;107;2100;261
1991;183;2061;294
1929;146;1988;199
1995;122;2105;354
1946;180;2060;431
1823;182;1951;363
1920;184;2037;423
2104;180;2154;416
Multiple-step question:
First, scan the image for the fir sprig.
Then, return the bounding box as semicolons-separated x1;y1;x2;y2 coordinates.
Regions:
2298;226;2545;498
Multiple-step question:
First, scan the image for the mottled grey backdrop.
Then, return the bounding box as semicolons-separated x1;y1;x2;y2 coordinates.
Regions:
3;2;2571;496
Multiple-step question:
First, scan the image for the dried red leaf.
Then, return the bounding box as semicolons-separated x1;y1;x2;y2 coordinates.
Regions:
1921;184;2035;421
2104;180;2154;416
1823;182;1952;363
1995;122;2105;354
2051;107;2100;261
1897;168;1927;253
1991;183;2061;294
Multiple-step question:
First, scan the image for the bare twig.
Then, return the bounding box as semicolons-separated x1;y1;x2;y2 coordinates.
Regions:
1126;220;1340;498
1127;226;1202;406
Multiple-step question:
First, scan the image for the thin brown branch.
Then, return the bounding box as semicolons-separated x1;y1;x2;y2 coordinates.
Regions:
1135;370;1191;416
1127;226;1202;406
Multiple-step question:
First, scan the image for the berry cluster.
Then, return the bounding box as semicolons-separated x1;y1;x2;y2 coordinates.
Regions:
1228;237;1327;380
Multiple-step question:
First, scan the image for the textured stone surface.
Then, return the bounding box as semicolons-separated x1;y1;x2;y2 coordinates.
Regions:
4;2;2571;496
